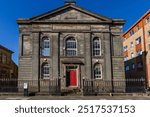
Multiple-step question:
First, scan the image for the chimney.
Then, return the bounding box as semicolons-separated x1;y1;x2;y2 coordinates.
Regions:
65;0;76;5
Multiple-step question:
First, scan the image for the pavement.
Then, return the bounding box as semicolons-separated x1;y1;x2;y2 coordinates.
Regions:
0;95;150;100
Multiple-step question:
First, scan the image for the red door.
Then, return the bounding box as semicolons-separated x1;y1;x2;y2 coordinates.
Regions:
70;70;77;86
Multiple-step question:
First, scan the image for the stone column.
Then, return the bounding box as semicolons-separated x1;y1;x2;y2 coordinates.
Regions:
32;32;40;92
52;33;59;79
104;33;112;80
32;32;40;80
84;33;92;79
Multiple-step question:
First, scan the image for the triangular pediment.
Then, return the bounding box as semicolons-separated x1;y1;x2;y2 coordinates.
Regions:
30;4;112;23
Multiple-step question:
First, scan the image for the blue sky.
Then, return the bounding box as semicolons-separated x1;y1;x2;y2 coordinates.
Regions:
0;0;150;65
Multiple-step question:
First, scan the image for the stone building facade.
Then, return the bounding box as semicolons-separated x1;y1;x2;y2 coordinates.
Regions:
17;2;125;90
0;45;18;78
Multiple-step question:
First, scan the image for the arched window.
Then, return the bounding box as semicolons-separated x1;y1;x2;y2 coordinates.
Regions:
42;36;50;56
93;37;101;56
42;63;50;79
65;37;77;56
94;64;102;79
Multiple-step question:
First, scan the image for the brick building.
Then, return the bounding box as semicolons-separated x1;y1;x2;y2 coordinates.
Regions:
17;1;125;91
123;10;150;88
0;45;18;78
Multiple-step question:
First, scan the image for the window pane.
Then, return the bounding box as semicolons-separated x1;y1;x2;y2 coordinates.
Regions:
66;37;77;56
131;52;134;58
93;38;101;56
136;50;142;56
124;56;128;61
130;42;134;48
42;48;50;56
136;25;140;31
42;63;50;79
130;30;134;36
136;37;141;45
42;37;50;56
94;64;102;79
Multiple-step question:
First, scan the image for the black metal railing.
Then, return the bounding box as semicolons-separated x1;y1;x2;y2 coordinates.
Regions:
0;78;147;96
0;78;18;92
83;79;146;96
0;78;61;95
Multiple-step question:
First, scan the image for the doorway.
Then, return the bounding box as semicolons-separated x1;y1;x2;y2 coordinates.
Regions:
66;66;78;87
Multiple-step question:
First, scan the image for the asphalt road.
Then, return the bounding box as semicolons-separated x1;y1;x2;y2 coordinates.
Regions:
0;96;150;100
